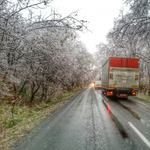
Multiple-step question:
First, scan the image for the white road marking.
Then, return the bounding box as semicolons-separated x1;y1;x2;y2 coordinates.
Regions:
128;122;150;149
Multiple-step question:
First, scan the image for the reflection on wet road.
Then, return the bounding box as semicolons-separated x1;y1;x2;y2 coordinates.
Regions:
11;88;150;150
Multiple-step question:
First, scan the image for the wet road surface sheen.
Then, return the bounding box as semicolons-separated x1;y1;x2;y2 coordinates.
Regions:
11;88;150;150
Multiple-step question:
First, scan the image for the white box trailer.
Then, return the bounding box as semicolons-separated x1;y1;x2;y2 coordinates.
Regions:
94;80;102;90
102;57;139;98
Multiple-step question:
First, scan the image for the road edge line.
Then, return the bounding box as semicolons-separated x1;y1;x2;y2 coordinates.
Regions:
128;122;150;148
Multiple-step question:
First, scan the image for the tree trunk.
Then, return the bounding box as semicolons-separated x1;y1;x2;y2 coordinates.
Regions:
30;82;40;103
19;80;28;95
148;76;150;96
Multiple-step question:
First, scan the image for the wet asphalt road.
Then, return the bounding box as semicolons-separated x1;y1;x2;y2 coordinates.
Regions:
11;87;150;150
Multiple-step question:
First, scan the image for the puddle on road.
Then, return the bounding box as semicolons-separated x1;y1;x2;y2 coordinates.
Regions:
110;111;128;139
102;99;128;139
117;101;141;120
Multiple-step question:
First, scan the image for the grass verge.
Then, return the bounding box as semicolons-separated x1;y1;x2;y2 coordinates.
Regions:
0;88;83;150
136;92;150;103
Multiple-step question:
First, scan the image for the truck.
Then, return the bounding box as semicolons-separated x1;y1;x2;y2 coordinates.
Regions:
94;80;102;90
101;57;139;98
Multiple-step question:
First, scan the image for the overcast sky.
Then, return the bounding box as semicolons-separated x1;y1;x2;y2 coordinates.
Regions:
50;0;124;54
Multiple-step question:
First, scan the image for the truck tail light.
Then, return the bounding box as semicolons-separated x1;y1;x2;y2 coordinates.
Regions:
132;92;136;96
107;91;113;95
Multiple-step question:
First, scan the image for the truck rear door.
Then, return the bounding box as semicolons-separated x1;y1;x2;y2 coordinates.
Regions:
109;58;139;89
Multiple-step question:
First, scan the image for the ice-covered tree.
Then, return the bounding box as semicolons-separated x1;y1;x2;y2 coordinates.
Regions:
0;0;94;102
